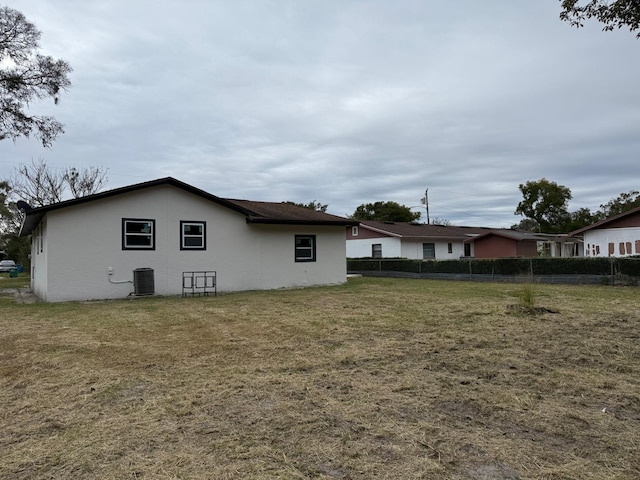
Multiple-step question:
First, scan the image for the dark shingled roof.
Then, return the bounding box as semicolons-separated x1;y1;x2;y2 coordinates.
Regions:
359;221;494;239
224;199;355;225
19;177;355;236
359;221;547;241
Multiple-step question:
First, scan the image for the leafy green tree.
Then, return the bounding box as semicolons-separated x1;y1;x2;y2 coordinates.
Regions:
597;190;640;219
560;0;640;38
1;5;72;146
564;207;598;232
285;200;328;213
514;178;572;233
0;180;26;264
0;180;17;234
511;218;540;232
352;201;421;222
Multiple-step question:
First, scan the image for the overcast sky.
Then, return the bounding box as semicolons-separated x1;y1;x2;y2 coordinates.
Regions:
2;0;639;227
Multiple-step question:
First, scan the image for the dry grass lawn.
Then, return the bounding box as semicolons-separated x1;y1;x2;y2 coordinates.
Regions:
1;277;639;479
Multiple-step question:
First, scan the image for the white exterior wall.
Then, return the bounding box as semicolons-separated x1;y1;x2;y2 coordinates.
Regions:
400;240;467;260
30;218;49;300
583;227;640;257
346;237;402;258
346;237;469;259
33;185;347;302
251;224;347;289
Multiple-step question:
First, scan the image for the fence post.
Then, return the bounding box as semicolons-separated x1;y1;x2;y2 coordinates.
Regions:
530;258;534;280
611;257;614;286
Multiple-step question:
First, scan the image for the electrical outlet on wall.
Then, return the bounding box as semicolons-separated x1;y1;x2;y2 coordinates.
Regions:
107;267;114;275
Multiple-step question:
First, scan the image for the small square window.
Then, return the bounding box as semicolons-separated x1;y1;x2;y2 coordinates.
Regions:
352;226;359;236
123;219;155;250
181;221;206;250
295;235;316;262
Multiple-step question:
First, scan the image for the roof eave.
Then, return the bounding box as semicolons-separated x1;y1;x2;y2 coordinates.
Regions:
19;212;45;237
246;217;357;226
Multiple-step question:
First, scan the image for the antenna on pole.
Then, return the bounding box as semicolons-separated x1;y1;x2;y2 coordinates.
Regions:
420;188;430;224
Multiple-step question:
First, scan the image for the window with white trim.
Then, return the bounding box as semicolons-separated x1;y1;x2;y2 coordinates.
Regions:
352;226;359;236
122;218;155;250
181;221;206;250
295;235;316;262
422;242;435;259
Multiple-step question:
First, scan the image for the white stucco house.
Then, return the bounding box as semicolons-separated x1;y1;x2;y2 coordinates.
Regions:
19;177;355;302
569;206;640;257
346;221;488;259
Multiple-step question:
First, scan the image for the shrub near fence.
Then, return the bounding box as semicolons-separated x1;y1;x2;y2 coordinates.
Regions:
347;257;640;284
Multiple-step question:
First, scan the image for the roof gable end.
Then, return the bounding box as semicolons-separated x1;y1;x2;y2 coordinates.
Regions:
569;205;640;236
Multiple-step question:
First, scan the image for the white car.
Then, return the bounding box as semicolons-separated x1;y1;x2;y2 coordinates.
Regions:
0;260;17;272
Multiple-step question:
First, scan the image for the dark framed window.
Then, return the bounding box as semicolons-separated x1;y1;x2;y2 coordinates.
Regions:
295;235;316;262
464;243;471;257
180;221;206;250
447;242;453;254
372;243;382;258
122;218;155;250
422;242;435;259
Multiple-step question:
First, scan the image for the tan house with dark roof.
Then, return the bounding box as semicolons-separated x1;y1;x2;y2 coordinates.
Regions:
19;177;355;302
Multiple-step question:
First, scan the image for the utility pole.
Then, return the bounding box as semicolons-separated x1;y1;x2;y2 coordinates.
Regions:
420;188;430;224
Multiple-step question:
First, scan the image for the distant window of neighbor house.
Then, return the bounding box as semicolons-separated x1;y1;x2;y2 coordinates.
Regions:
180;221;206;250
372;243;382;258
352;226;359;236
295;235;316;262
423;242;435;259
123;219;155;250
464;243;471;257
448;242;453;254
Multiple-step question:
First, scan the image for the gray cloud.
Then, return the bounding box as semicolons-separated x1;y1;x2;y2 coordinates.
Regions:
2;0;639;227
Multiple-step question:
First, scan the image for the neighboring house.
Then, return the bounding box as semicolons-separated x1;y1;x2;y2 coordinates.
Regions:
19;177;355;302
347;221;552;260
465;230;548;259
569;206;640;257
536;233;583;258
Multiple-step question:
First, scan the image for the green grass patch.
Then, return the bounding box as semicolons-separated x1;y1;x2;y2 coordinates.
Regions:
1;277;639;479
